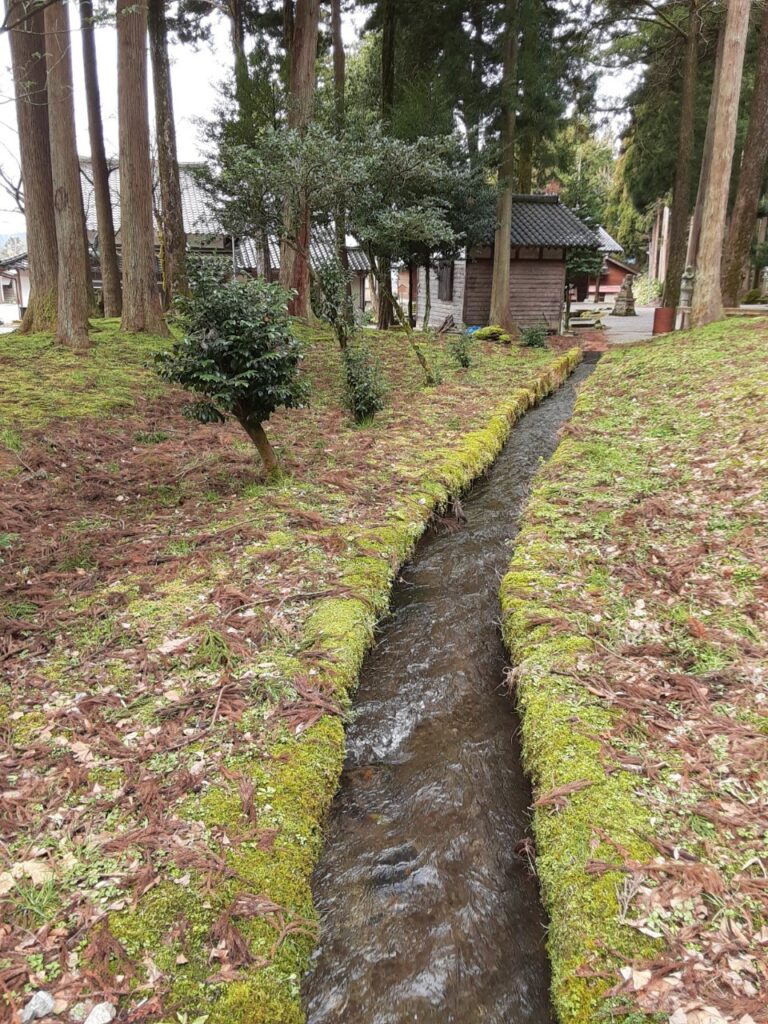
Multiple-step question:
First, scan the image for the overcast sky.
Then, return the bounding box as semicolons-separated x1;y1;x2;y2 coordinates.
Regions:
0;7;631;237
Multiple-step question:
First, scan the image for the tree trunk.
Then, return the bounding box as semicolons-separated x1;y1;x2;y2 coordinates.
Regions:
381;0;395;120
283;0;295;78
117;0;168;335
721;0;768;307
45;0;90;350
376;258;396;330
464;4;485;166
489;0;520;333
331;0;351;316
662;0;700;310
691;0;751;327
148;0;188;307
228;0;249;109
242;419;279;476
279;0;319;320
517;131;534;194
7;0;58;333
407;258;414;326
376;0;396;330
687;22;726;268
422;257;431;330
79;0;121;318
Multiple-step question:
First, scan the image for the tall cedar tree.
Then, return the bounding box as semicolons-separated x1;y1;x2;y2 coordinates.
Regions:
691;0;750;326
149;0;188;305
464;1;487;166
45;0;91;350
80;0;122;317
721;0;768;306
489;0;520;333
279;0;320;319
376;0;396;329
686;22;725;268
7;0;58;332
117;0;168;334
331;0;352;328
661;0;700;310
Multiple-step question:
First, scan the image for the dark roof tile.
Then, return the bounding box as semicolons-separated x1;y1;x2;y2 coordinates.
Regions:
237;225;369;273
508;194;600;248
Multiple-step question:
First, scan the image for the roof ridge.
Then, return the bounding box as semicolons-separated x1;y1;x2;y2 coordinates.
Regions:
511;193;560;204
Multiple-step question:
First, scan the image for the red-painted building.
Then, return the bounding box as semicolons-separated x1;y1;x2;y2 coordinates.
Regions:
571;226;638;302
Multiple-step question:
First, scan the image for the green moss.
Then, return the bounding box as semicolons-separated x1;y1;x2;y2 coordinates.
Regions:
10;710;48;745
4;324;585;1022
106;346;583;1022
0;319;169;430
499;318;768;1023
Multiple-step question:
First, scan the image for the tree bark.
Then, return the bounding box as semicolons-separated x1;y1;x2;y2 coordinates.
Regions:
331;0;351;314
7;0;58;333
464;3;485;167
721;0;768;307
117;0;167;334
45;0;90;350
283;0;295;78
377;0;397;330
79;0;121;318
422;257;431;330
517;131;534;193
489;0;520;333
242;419;279;475
148;0;188;307
279;0;319;320
691;0;751;327
381;0;395;119
662;0;700;310
687;21;725;268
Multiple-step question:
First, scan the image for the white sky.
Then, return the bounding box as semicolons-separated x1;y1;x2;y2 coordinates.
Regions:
0;6;632;237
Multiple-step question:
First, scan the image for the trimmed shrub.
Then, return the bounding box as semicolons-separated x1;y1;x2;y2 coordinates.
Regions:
343;342;387;423
520;325;549;348
155;255;307;476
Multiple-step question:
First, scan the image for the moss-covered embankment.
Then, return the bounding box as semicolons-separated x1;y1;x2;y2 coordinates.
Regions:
198;344;583;1024
1;321;580;1024
500;319;768;1024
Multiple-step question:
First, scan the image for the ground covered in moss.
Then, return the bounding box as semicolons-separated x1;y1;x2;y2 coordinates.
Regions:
0;319;578;1023
501;318;768;1024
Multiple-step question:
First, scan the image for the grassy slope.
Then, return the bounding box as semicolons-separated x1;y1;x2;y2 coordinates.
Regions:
501;319;768;1024
1;320;580;1023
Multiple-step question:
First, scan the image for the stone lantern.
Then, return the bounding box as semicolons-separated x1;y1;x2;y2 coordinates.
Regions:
678;265;695;329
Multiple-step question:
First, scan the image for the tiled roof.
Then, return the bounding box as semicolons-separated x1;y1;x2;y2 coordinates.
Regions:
236;225;369;273
79;161;221;237
509;195;600;248
78;160;370;271
0;251;29;271
596;225;623;254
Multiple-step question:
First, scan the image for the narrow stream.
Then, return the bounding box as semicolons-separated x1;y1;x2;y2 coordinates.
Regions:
303;357;598;1024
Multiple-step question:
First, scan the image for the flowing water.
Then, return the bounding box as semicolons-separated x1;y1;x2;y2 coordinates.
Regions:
303;358;598;1024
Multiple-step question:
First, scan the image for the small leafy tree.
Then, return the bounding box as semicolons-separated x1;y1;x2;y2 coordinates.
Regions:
155;257;307;477
448;330;473;368
343;342;387;424
313;259;357;350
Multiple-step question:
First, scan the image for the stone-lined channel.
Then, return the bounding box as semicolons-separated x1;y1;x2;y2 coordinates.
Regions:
303;357;598;1024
